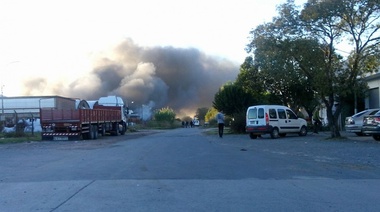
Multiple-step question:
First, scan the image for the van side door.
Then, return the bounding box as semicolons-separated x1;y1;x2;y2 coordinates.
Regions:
277;108;289;133
286;109;301;132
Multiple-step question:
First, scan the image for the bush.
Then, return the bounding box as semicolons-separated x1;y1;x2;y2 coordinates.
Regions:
230;112;246;133
154;107;176;123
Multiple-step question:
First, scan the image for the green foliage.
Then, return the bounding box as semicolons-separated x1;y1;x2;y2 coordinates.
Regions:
205;107;218;123
229;111;246;133
195;107;209;121
154;107;176;123
213;82;256;116
146;120;181;129
244;0;380;137
0;133;41;144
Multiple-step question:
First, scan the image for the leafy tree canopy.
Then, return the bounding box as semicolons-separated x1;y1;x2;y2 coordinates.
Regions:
213;82;256;116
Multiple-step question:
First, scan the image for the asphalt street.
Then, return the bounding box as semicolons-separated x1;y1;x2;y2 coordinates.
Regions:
0;128;379;211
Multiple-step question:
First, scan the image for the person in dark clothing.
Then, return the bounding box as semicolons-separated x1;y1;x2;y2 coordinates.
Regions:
313;109;322;133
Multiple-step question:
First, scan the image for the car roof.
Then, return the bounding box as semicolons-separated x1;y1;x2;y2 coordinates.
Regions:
352;109;380;117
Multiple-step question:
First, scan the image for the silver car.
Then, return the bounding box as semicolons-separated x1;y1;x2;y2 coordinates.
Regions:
345;109;380;136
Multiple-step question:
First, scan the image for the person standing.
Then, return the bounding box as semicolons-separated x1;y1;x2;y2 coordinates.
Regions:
216;110;225;138
313;108;322;134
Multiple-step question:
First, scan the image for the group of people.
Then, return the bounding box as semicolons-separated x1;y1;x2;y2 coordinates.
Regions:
182;120;195;128
181;110;225;138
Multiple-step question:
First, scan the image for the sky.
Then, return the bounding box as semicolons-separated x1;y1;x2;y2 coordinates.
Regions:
0;0;307;116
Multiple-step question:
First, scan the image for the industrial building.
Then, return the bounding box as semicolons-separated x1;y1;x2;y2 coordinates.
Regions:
0;96;77;127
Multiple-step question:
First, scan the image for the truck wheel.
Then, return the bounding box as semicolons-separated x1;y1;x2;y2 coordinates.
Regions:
112;123;120;136
100;126;106;136
120;123;127;135
82;132;88;140
88;125;94;140
270;128;279;139
373;135;380;141
92;125;98;140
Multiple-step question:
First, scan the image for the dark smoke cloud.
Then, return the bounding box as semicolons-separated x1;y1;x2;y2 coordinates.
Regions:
24;38;239;116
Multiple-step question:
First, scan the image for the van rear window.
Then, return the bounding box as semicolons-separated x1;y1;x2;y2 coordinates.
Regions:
248;108;257;119
248;108;264;119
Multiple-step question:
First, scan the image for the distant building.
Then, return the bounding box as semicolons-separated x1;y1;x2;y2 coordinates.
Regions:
364;72;380;109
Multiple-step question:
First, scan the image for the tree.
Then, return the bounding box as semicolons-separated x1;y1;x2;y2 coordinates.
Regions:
195;107;209;122
213;82;256;116
300;0;380;137
246;0;380;138
205;107;218;123
246;4;325;116
235;56;270;104
154;107;176;123
213;82;256;132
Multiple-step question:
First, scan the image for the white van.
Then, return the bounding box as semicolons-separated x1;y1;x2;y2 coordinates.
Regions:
246;105;307;139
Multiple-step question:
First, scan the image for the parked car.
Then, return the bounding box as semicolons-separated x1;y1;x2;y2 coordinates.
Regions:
345;109;380;136
245;105;308;139
362;111;380;141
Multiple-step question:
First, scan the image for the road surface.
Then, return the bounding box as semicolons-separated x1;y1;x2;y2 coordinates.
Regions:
0;128;379;211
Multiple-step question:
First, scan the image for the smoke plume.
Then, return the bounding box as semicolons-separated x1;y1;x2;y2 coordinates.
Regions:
24;38;239;117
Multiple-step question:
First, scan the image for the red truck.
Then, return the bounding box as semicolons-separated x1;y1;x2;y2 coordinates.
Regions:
40;96;128;141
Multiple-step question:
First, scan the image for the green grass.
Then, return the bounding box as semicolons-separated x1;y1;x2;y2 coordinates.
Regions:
0;133;42;144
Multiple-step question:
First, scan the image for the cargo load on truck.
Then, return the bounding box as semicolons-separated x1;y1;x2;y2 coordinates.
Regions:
40;96;128;141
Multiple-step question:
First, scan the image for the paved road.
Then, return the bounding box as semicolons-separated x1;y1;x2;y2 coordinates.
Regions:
0;128;379;211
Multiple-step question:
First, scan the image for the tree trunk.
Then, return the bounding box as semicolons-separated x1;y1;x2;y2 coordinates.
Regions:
324;96;342;138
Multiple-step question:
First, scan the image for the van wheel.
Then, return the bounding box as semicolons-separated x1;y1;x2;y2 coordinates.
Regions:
249;133;257;139
270;128;279;139
299;126;307;136
373;135;380;141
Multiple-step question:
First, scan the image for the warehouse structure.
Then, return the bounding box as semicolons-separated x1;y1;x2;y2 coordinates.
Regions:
0;96;77;127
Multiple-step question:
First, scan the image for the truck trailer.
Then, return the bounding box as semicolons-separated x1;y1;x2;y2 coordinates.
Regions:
40;96;128;141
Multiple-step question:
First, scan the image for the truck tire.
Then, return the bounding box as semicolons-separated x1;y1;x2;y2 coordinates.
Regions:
112;122;120;136
92;125;98;140
88;125;94;140
100;125;106;136
120;123;127;135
